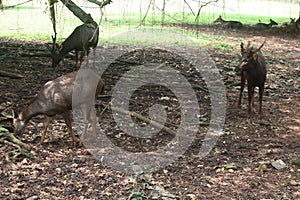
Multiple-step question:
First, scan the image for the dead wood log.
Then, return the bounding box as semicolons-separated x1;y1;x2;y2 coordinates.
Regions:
0;70;23;79
111;106;178;137
20;52;51;57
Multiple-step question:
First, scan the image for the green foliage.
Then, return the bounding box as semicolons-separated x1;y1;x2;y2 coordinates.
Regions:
0;3;294;45
4;6;40;10
259;120;271;126
129;191;146;200
213;42;234;53
237;143;247;148
0;125;9;133
211;13;287;25
292;159;300;165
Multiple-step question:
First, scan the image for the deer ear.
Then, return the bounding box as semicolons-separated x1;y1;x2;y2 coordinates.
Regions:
252;52;258;61
240;42;244;53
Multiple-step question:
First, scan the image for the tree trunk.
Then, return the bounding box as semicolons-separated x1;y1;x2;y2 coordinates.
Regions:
161;0;166;26
59;0;112;23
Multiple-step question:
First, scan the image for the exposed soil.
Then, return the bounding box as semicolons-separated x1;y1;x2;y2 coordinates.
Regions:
0;26;299;199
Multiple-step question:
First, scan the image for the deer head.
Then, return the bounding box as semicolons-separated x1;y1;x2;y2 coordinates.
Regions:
236;41;265;72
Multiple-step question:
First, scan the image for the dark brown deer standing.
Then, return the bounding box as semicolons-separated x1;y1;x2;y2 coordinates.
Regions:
52;21;99;67
13;70;104;145
235;41;267;115
213;15;243;29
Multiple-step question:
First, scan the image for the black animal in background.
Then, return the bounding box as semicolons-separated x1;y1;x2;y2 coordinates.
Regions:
51;21;99;67
252;19;278;30
235;41;267;115
214;15;243;29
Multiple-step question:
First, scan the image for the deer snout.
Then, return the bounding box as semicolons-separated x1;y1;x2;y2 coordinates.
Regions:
52;52;63;67
236;57;249;72
13;118;25;135
235;58;245;74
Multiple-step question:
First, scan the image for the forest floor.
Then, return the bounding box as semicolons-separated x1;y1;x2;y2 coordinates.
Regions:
0;25;299;199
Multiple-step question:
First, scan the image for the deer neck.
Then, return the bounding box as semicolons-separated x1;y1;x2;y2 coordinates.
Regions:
18;105;34;123
18;98;41;123
60;36;78;55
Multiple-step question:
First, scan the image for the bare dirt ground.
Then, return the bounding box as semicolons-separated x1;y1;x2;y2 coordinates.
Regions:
0;26;299;199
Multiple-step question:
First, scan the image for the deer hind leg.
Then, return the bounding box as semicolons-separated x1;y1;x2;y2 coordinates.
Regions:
258;86;264;115
62;111;76;145
252;86;255;112
238;73;246;108
247;85;255;114
93;47;96;65
81;104;88;139
81;104;90;140
83;46;90;66
38;115;52;145
75;50;84;67
82;103;97;139
89;105;97;137
75;50;80;66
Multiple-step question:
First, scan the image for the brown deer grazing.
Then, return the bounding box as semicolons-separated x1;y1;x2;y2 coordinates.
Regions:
214;15;243;29
52;20;99;67
252;19;278;30
13;70;104;145
235;41;267;115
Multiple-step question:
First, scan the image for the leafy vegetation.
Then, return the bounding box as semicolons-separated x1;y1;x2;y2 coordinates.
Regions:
0;4;295;42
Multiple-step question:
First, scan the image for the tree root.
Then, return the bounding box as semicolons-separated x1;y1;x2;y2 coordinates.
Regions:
0;132;31;163
0;70;23;79
0;132;28;147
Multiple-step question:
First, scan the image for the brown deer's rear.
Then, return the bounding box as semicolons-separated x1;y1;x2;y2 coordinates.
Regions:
13;70;104;145
235;41;267;115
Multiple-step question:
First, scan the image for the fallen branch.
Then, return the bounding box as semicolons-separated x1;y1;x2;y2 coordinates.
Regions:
20;52;51;57
111;106;178;137
192;84;209;92
0;70;23;79
1;0;33;10
87;0;112;8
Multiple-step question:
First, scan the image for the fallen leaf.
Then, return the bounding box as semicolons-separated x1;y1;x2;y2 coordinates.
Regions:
271;159;287;170
289;180;299;186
